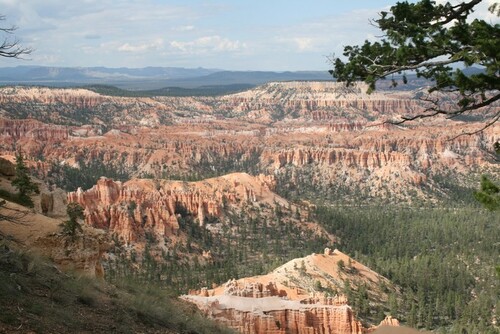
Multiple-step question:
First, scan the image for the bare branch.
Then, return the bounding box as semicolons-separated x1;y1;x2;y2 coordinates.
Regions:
368;57;461;79
0;14;32;59
390;110;443;125
387;91;500;126
442;93;500;116
449;109;500;140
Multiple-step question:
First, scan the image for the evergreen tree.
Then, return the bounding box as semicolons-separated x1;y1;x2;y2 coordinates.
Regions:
330;0;500;127
474;175;500;211
61;202;84;237
11;151;39;207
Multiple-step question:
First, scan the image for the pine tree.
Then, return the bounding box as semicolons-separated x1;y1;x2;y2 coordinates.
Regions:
330;0;500;128
474;175;500;211
11;151;39;207
61;202;84;237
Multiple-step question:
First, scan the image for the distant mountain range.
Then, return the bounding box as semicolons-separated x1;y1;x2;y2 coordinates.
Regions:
0;66;332;90
0;65;483;95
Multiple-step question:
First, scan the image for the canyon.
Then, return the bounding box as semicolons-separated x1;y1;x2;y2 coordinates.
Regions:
0;82;497;204
0;81;498;333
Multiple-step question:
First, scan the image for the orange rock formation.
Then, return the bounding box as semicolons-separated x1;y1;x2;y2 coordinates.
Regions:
67;173;280;243
0;83;497;203
183;248;400;334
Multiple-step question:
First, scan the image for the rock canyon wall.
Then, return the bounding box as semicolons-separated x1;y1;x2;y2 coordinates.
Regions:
0;82;497;203
1;82;493;333
67;173;279;244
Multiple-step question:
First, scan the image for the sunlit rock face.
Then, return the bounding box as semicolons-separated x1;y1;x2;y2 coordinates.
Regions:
67;173;277;244
183;249;401;334
0;83;498;204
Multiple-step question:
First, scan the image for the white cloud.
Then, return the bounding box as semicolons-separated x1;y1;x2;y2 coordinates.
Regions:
170;36;246;54
7;0;480;70
292;37;314;51
276;37;321;52
30;53;61;65
173;25;195;32
118;39;164;53
270;9;380;58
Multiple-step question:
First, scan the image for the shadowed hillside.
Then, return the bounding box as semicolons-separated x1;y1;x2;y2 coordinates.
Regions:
0;241;235;334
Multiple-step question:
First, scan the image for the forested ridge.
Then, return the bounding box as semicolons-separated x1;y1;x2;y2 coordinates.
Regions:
104;201;328;295
315;205;499;333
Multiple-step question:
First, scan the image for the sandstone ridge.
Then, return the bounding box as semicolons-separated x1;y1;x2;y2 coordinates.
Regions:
0;193;110;277
183;248;400;334
67;173;281;243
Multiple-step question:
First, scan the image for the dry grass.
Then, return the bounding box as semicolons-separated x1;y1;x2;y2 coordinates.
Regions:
0;241;235;334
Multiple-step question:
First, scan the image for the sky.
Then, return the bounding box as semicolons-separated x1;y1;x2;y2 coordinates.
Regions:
0;0;497;71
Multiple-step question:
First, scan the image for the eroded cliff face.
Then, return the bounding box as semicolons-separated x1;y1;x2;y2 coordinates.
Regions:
0;86;171;127
0;86;105;107
221;82;423;121
0;83;480;332
0;195;110;278
187;297;364;334
67;173;280;244
0;83;498;204
183;248;400;334
34;227;112;278
0;118;69;141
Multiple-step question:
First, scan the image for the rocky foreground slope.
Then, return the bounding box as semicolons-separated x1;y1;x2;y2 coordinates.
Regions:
0;240;233;334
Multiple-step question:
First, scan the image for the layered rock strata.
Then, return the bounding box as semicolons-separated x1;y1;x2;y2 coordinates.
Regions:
183;249;400;334
0;83;497;203
67;173;279;243
185;295;364;334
